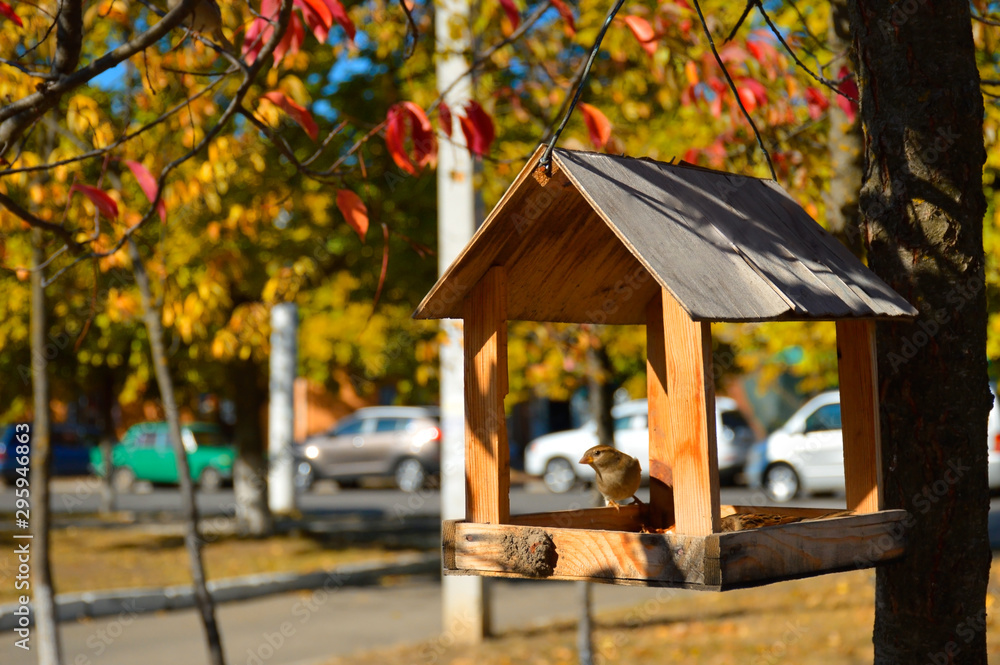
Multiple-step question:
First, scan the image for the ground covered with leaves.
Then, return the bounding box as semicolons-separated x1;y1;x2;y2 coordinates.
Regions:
327;561;1000;665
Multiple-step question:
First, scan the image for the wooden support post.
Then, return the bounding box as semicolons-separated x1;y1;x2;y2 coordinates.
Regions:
662;289;719;536
463;266;510;524
646;293;675;530
836;319;882;513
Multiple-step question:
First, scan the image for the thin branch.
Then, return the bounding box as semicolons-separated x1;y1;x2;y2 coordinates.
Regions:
301;120;349;166
972;12;1000;27
691;0;776;179
0;58;54;78
0;75;230;176
398;0;418;60
19;3;61;60
756;3;855;101
0;191;82;252
724;0;755;43
429;0;552;114
785;0;823;48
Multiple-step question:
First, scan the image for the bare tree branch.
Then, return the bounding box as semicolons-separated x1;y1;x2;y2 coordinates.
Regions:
0;75;230;176
0;0;202;155
0;190;82;251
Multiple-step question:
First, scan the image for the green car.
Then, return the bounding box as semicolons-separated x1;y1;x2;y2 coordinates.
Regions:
91;422;235;492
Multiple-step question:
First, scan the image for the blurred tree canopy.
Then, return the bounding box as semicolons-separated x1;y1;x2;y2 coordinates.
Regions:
1;0;999;427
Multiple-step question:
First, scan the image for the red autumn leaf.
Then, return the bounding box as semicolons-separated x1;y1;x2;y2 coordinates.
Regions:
438;102;453;139
549;0;575;35
579;103;612;150
262;91;319;140
272;13;306;65
242;0;279;64
124;160;167;223
736;86;757;113
623;15;656;56
498;0;519;30
739;78;767;108
295;0;333;31
0;1;22;26
837;66;859;122
718;43;747;64
746;35;779;66
458;100;495;157
385;102;437;174
70;184;118;220
804;86;829;120
321;0;355;41
336;189;369;242
296;0;334;42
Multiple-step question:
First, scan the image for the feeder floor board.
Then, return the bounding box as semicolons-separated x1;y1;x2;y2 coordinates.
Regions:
442;507;908;591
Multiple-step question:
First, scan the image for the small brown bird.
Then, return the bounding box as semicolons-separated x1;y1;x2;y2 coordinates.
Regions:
579;445;643;510
167;0;234;50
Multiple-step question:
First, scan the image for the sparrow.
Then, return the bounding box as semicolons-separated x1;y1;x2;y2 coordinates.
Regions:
579;445;643;510
167;0;234;50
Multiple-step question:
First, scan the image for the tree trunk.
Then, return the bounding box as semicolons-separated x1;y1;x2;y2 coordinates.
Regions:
846;4;990;663
129;239;226;665
98;369;116;514
231;358;272;536
30;227;62;665
824;0;863;257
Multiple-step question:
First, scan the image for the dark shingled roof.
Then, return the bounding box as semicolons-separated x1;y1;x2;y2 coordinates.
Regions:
414;148;917;324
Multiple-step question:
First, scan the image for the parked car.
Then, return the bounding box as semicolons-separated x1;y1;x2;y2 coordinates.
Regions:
90;422;234;491
745;391;842;502
0;423;100;484
294;406;441;492
988;384;1000;491
747;388;1000;503
524;397;755;494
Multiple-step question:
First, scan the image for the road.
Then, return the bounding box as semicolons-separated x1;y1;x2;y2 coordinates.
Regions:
0;478;850;521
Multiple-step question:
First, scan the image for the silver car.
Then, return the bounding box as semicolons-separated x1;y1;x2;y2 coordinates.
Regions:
295;406;440;492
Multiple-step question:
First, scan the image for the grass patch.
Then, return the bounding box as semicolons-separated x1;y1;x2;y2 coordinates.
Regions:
0;525;416;604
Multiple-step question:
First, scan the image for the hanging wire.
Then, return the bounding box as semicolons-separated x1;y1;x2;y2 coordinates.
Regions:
690;0;776;180
539;0;627;174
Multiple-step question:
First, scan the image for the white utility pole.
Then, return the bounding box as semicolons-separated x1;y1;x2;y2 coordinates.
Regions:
268;302;298;515
436;0;490;643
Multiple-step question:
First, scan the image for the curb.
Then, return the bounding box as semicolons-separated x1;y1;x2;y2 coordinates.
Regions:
0;552;440;630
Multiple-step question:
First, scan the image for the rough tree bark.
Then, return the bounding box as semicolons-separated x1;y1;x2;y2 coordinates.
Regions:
846;3;991;663
30;228;63;665
231;358;272;536
129;239;226;665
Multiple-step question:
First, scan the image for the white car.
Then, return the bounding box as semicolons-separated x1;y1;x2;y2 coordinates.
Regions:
748;388;1000;502
746;391;843;502
524;397;754;493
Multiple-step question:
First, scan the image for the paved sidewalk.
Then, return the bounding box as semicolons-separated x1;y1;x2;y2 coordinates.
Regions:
0;551;440;630
1;575;675;665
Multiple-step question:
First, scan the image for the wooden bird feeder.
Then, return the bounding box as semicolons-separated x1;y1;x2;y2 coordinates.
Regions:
414;147;918;590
